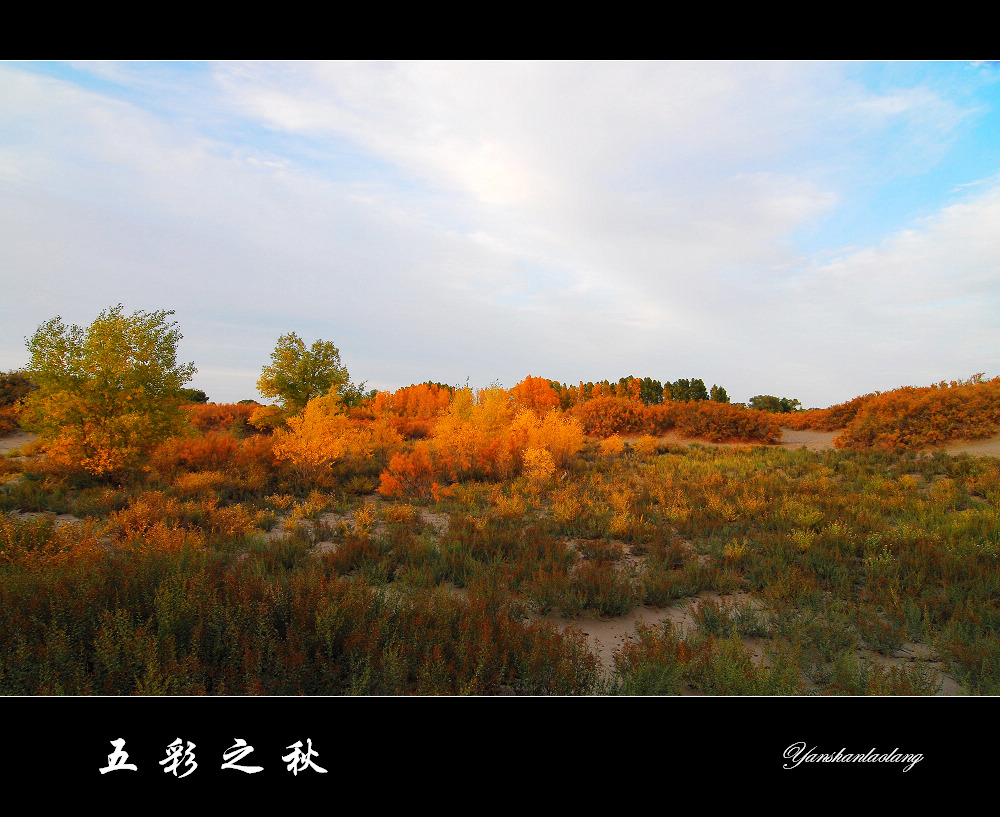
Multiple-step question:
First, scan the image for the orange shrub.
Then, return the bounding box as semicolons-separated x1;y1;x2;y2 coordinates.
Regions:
0;515;104;569
522;447;557;488
600;434;625;456
149;430;277;497
373;383;453;418
272;393;404;481
172;469;229;498
571;396;651;438
182;403;260;435
428;387;517;481
0;405;18;435
152;432;240;474
377;391;585;497
507;408;585;468
674;401;782;443
371;383;454;439
645;402;682;434
833;376;1000;450
378;443;436;498
782;395;874;431
106;491;205;553
510;376;561;414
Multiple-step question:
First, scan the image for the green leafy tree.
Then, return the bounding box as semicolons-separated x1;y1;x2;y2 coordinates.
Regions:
178;388;209;404
710;384;730;403
640;377;665;405
748;395;801;413
667;378;710;402
257;332;353;412
20;305;196;476
618;375;665;405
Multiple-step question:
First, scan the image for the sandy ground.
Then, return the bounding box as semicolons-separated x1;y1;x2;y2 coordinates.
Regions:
928;436;1000;457
0;429;34;455
777;428;841;451
564;594;965;695
778;427;1000;457
656;426;1000;457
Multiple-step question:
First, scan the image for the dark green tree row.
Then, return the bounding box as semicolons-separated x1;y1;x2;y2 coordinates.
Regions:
548;376;730;407
747;395;802;413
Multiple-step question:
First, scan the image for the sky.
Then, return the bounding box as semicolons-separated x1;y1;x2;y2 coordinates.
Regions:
2;60;999;409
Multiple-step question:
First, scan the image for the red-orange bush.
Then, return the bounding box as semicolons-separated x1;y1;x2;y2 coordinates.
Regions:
782;394;875;431
372;383;453;418
183;403;260;435
571;396;651;438
378;443;436;498
371;383;454;439
150;431;277;496
151;432;241;474
833;376;1000;451
510;376;561;414
0;406;17;435
673;401;781;443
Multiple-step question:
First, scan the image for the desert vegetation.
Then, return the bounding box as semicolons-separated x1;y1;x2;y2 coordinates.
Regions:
3;308;1000;695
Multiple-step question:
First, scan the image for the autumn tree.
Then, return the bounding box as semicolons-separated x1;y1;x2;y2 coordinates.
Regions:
614;377;643;402
271;391;403;483
372;382;454;418
257;332;352;412
20;305;196;476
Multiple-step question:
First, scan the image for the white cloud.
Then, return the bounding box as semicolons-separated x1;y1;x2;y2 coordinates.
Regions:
767;177;1000;402
1;61;995;408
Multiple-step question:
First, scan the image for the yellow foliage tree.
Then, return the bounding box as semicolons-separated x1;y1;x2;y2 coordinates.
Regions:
20;305;196;476
430;387;517;481
272;392;403;480
508;407;585;468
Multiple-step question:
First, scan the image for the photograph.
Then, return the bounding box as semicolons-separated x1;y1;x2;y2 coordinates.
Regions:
1;60;996;781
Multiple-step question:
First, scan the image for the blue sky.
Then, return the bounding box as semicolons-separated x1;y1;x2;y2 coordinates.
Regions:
2;60;999;408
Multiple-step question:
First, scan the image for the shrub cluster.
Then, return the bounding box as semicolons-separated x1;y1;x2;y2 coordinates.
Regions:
786;375;1000;451
570;396;780;443
378;389;585;497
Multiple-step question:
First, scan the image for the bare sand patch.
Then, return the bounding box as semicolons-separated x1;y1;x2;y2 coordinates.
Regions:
5;509;83;528
931;436;1000;457
539;605;679;674
623;428;841;452
640;426;1000;459
778;428;841;451
0;429;35;454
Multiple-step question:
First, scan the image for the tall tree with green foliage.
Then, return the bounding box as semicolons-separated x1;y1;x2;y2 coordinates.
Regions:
257;332;354;412
667;378;710;402
710;384;730;403
20;305;196;476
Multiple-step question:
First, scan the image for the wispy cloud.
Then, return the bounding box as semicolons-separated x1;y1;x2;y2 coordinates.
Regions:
1;60;996;407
